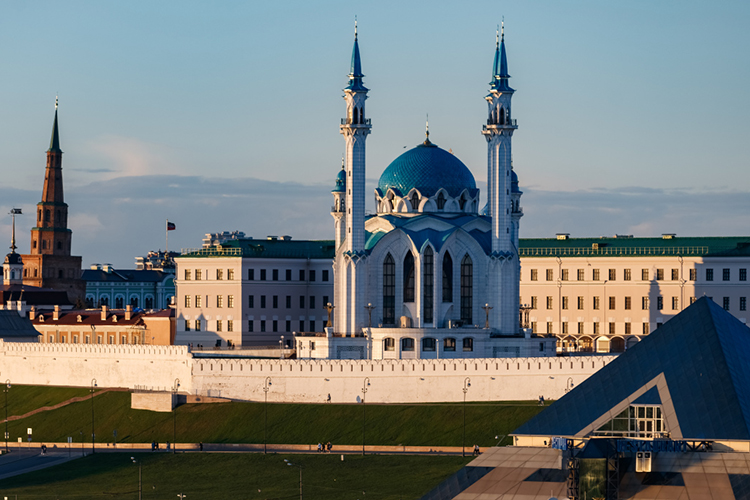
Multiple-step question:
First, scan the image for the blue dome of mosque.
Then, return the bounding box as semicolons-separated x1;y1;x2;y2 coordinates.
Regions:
332;167;346;193
378;139;477;198
511;169;521;193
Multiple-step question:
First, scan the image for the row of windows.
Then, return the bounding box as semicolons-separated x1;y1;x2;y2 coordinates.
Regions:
534;321;652;335
529;267;748;282
184;295;235;308
248;295;330;310
32;238;68;251
46;334;138;344
248;319;320;333
383;337;473;352
528;295;747;312
247;269;329;282
184;269;236;281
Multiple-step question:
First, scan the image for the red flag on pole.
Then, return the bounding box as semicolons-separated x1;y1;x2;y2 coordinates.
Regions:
167;221;176;231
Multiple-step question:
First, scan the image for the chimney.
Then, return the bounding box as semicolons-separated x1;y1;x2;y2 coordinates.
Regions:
125;304;132;321
101;305;108;321
17;300;26;318
29;306;36;321
53;305;60;321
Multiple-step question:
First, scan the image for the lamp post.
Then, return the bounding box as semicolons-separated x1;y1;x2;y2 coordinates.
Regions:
280;336;284;359
80;430;84;457
263;377;271;454
172;378;180;454
131;456;142;500
361;377;370;455
4;380;9;453
364;303;375;328
482;304;493;329
284;459;303;500
90;378;97;454
462;377;471;457
325;302;335;328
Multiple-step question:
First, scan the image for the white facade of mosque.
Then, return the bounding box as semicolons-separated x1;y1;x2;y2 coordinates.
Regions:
302;26;556;359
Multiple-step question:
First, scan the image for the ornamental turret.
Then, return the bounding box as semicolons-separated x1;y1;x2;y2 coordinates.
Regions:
331;157;347;250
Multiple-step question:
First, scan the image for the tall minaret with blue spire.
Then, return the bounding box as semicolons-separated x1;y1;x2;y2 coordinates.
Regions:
335;21;372;335
482;22;523;335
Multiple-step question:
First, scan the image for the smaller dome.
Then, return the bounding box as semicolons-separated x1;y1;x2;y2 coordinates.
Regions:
332;167;346;193
511;169;521;193
4;252;22;265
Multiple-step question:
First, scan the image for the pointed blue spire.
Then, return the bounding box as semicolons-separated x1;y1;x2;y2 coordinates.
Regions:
47;96;62;153
345;20;368;92
490;22;513;92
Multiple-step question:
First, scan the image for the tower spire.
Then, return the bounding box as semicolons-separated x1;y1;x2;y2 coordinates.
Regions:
345;19;367;91
490;21;513;92
48;96;61;153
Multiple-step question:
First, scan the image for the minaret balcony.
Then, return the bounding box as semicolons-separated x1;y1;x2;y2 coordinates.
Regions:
340;118;372;126
483;119;517;128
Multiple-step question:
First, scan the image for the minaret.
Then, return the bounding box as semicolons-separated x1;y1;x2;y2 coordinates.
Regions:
481;23;521;334
336;21;372;335
331;156;347;250
3;209;23;286
30;97;72;257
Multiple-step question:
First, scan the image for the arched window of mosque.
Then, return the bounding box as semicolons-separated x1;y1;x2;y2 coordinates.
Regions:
44;210;50;222
401;338;415;352
423;247;434;324
352;106;358;124
499;106;505;125
384;337;395;351
359;107;364;123
403;253;415;303
460;254;473;324
444;337;456;352
422;338;436;352
387;193;395;210
442;252;453;302
383;254;396;326
410;192;420;210
459;194;467;210
463;337;474;352
437;192;446;210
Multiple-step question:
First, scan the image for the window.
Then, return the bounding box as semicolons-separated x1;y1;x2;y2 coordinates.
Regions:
593;322;600;334
228;269;234;280
546;269;554;281
248;269;255;280
546;322;553;334
384;338;395;351
217;295;223;308
228;295;234;308
323;296;329;307
285;269;292;281
643;323;649;334
249;295;254;308
299;296;305;308
443;338;456;352
625;322;632;335
562;297;569;310
706;269;714;281
285;320;291;332
672;297;679;310
299;270;305;281
437;192;446;210
642;269;649;281
216;320;222;332
562;322;568;334
741;269;747;281
410;192;420;209
260;269;267;280
593;296;600;310
322;270;329;282
423;247;434;324
593;269;600;281
531;322;537;333
195;295;202;308
625;297;632;310
401;338;415;351
531;296;538;309
260;295;266;308
671;269;678;281
273;296;278;308
260;320;266;332
723;297;730;311
195;319;202;331
442;253;453;302
577;269;585;281
608;269;616;281
299;320;304;331
383;254;396;325
184;270;192;280
689;269;696;281
657;296;663;310
227;320;233;332
184;320;191;331
248;320;253;332
609;322;615;334
195;270;202;280
403;253;415;302
462;338;474;352
656;269;664;280
609;296;616;309
577;322;584;334
624;269;631;281
723;269;730;281
642;297;649;309
530;269;538;281
273;320;278;332
271;269;278;281
741;297;746;311
310;270;316;282
547;296;553;309
310;296;316;309
286;296;291;308
561;269;569;281
577;296;584;310
184;295;191;308
217;269;223;280
422;338;436;352
460;255;473;324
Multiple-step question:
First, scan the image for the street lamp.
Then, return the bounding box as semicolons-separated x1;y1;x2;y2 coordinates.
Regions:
280;336;284;359
364;303;375;328
284;459;303;500
91;378;97;453
131;456;142;500
362;377;370;455
172;378;180;454
177;495;187;500
482;304;493;329
4;380;9;453
462;377;471;457
263;377;272;454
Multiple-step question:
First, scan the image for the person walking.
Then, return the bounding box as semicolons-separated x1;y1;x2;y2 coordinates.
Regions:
317;442;323;453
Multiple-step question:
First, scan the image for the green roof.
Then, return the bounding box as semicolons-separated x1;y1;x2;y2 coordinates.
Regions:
178;239;335;260
519;236;750;258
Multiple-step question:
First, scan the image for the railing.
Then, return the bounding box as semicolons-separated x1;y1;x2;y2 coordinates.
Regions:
483;119;517;127
340;118;372;126
180;247;242;256
519;246;710;257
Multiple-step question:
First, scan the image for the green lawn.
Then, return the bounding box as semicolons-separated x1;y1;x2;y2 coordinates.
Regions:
2;385;90;419
8;391;545;447
0;452;471;499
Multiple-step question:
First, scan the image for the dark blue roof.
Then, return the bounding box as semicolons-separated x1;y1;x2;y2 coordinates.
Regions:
514;297;750;441
345;31;368;92
48;108;62;153
511;169;521;193
332;167;346;193
377;142;478;198
490;31;514;92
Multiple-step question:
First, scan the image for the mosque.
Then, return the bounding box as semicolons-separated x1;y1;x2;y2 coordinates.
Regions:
299;25;556;359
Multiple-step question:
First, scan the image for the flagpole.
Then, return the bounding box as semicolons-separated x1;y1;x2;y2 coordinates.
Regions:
166;219;169;257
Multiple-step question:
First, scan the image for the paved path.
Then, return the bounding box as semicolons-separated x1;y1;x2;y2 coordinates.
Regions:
0;450;77;481
4;388;125;423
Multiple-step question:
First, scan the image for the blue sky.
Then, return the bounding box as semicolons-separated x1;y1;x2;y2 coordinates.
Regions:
1;1;749;267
